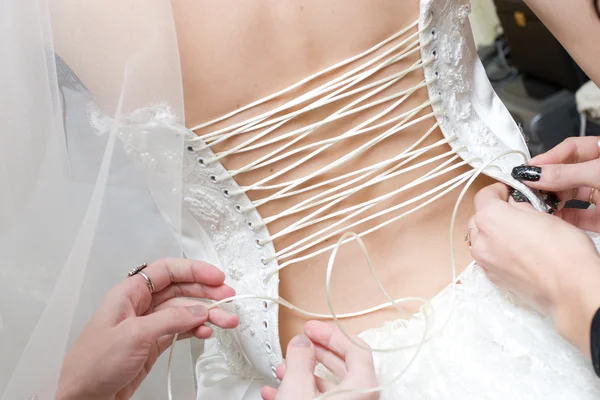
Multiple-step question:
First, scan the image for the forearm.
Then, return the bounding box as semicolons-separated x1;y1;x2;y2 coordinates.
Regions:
553;255;600;359
523;0;600;85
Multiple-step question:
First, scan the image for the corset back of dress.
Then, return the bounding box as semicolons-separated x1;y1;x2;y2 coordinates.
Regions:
180;0;547;385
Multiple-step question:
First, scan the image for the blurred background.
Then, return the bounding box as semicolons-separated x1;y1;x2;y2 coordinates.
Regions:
469;0;600;157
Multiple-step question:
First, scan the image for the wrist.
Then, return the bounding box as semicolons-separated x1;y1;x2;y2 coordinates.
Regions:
552;255;600;358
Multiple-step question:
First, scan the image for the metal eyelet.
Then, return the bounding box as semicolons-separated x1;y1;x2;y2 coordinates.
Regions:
247;221;254;231
431;27;438;40
222;189;230;197
255;238;264;248
260;256;268;266
187;145;195;152
265;342;273;353
263;320;269;330
261;300;269;311
196;157;207;168
434;71;440;79
235;204;243;213
209;175;218;183
432;49;438;59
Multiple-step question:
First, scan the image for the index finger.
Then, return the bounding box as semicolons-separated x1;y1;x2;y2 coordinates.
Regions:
530;136;600;165
143;258;225;293
108;258;226;316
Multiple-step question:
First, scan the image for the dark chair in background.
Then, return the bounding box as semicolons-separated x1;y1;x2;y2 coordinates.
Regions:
482;0;599;157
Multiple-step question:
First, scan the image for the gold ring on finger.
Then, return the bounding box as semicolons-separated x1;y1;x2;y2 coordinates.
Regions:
464;225;476;248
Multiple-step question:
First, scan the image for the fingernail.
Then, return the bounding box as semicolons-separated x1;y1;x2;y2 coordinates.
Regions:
541;191;561;210
290;334;311;347
511;165;542;182
188;305;208;317
509;188;529;203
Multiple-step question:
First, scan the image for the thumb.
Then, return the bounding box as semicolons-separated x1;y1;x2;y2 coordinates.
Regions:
278;335;317;399
135;305;208;340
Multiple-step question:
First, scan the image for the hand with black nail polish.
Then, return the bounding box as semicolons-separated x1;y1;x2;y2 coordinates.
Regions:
469;182;600;360
511;136;600;231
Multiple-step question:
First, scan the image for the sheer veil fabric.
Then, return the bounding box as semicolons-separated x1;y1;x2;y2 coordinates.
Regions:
0;1;196;399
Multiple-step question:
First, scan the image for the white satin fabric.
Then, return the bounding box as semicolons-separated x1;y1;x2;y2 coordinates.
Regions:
186;1;600;399
2;1;595;400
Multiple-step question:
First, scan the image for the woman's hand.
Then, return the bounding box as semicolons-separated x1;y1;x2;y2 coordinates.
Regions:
511;136;600;231
56;258;238;400
261;321;378;400
469;183;600;357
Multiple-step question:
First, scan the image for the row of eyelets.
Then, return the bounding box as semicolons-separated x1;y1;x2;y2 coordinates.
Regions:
430;15;439;84
188;138;278;370
197;149;271;272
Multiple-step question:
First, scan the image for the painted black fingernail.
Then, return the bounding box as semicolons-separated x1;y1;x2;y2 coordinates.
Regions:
510;188;530;203
511;165;542;182
541;191;561;210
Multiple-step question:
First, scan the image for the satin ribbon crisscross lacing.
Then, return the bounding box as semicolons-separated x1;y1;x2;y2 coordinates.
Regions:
168;16;527;399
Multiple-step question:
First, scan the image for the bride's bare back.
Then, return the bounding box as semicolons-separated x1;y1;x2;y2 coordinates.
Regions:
174;0;491;352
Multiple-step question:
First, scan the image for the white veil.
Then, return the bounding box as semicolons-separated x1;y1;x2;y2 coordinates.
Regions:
0;1;196;398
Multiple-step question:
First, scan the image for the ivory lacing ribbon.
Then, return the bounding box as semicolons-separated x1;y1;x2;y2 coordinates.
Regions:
188;20;423;134
168;151;528;400
169;15;511;400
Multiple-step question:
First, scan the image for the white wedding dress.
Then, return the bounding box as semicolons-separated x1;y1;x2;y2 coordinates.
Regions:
3;1;600;399
171;1;600;399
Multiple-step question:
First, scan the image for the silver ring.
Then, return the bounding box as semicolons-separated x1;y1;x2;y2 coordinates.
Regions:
127;263;155;294
137;271;155;294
